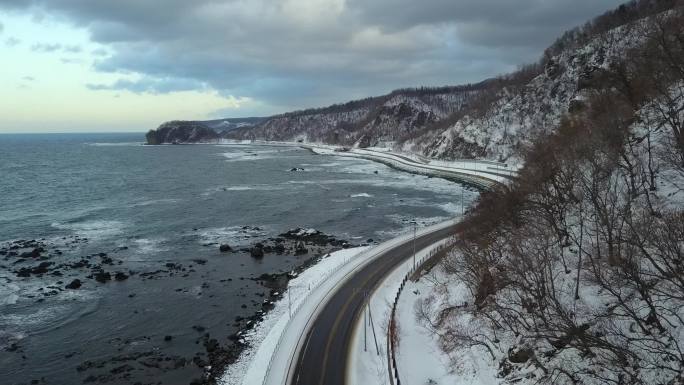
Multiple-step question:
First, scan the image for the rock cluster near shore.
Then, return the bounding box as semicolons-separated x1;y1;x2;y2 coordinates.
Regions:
1;226;357;385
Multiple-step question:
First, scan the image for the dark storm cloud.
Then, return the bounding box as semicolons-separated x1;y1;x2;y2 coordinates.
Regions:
347;0;624;46
0;0;626;113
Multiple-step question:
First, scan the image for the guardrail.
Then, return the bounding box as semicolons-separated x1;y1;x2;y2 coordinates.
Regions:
387;236;457;385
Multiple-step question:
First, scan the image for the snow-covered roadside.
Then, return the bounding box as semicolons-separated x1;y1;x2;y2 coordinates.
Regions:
347;238;453;385
219;246;370;385
394;267;500;385
347;239;500;385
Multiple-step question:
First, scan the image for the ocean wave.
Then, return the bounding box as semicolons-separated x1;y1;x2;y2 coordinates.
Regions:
195;226;267;246
0;280;20;306
132;198;180;207
51;219;125;240
201;184;289;197
219;148;298;162
131;237;169;255
350;193;373;198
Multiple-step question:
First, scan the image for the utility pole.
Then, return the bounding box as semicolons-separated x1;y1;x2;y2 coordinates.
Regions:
368;303;380;355
363;292;368;352
413;220;417;271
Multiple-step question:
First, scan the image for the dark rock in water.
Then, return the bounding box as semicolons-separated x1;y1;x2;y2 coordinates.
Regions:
274;243;285;254
219;244;232;252
15;261;53;277
250;246;264;258
65;279;82;290
93;271;111;283
164;335;173;342
114;272;129;281
289;167;305;172
19;248;43;259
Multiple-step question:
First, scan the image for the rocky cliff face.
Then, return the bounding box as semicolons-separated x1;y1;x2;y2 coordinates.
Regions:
226;86;481;147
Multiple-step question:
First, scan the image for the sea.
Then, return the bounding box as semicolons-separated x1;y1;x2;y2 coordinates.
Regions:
0;133;477;385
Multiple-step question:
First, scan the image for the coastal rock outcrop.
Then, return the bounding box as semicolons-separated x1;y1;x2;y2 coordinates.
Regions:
145;121;219;145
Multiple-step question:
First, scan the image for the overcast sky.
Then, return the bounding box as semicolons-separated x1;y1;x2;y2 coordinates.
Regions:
0;0;625;133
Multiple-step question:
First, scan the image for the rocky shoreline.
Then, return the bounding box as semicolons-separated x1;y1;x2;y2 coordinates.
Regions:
1;227;361;385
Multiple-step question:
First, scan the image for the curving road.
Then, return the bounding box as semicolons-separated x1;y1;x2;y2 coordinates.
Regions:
289;222;462;385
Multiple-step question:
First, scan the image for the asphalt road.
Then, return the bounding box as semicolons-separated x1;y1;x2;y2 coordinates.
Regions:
290;222;460;385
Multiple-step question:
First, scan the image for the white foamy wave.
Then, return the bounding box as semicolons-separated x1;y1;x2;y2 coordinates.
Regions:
219;148;298;162
350;193;373;198
51;220;125;240
196;226;267;246
132;238;169;254
0;280;20;305
201;184;288;197
340;161;387;175
0;330;27;349
0;303;72;326
132;198;180;207
317;161;345;167
437;202;463;215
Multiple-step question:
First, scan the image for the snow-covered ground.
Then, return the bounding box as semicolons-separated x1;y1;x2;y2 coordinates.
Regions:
347;239;450;385
346;234;500;385
394;267;500;385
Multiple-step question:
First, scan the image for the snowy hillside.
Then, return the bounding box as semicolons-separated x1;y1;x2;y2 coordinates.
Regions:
225;86;482;147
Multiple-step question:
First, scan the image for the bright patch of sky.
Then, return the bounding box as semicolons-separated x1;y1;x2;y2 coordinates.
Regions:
0;13;254;133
